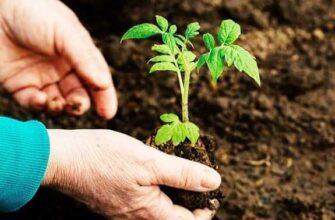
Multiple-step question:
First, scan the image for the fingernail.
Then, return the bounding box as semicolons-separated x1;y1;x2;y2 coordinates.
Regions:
201;169;221;189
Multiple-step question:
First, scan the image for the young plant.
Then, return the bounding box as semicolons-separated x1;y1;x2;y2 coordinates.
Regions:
121;16;261;146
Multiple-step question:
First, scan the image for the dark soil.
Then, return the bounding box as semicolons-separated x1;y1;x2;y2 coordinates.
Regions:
147;135;224;211
1;0;335;219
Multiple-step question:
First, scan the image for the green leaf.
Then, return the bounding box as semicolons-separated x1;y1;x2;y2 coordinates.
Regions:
162;33;177;54
149;55;174;63
221;45;234;66
160;113;179;123
172;122;187;145
121;23;161;41
177;51;196;72
176;34;186;41
150;62;178;73
218;19;241;45
180;62;196;73
174;45;181;54
155;121;200;146
203;33;215;50
206;47;225;82
185;22;200;39
152;44;171;54
178;51;196;63
196;53;209;71
169;25;177;34
175;37;186;48
156;15;169;32
184;122;200;144
155;124;173;145
222;45;261;86
176;34;194;48
185;62;197;72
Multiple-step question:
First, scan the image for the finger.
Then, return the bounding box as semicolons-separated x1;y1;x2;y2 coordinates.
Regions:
13;87;47;110
2;59;70;93
172;205;197;220
43;84;66;113
56;20;118;119
56;18;112;89
91;84;118;119
3;71;42;93
149;152;221;192
148;187;196;220
193;209;215;220
65;88;90;116
59;74;91;116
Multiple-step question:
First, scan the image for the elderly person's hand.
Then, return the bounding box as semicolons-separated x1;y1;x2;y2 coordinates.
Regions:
0;0;117;119
43;130;221;220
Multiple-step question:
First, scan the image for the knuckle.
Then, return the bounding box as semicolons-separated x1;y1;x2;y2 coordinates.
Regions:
179;164;197;189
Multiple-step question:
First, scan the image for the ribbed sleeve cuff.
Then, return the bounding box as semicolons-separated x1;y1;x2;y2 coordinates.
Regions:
0;117;50;212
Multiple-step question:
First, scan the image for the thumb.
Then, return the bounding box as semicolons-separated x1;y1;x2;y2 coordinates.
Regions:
150;151;221;192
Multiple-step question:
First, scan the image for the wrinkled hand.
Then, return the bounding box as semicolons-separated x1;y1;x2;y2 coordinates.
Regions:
0;0;117;119
43;130;222;220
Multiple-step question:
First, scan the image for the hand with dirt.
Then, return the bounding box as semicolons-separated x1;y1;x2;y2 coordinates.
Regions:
43;129;222;220
0;0;117;119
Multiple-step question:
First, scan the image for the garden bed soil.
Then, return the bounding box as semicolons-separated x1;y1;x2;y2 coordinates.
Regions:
1;0;335;219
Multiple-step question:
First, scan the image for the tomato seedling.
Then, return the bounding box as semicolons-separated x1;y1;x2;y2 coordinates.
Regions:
121;16;261;146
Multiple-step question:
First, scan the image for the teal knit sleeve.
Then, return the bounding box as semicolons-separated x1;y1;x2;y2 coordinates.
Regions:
0;117;50;212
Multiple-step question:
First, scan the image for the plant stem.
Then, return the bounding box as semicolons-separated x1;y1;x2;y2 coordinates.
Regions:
182;69;191;122
179;38;192;122
180;39;191;123
174;60;184;96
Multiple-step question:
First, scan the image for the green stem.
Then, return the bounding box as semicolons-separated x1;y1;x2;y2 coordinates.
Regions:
179;38;192;122
182;69;191;122
173;59;184;96
180;39;191;123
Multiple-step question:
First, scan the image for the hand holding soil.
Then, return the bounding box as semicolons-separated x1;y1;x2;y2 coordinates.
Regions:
0;0;117;119
121;16;260;211
43;129;221;220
